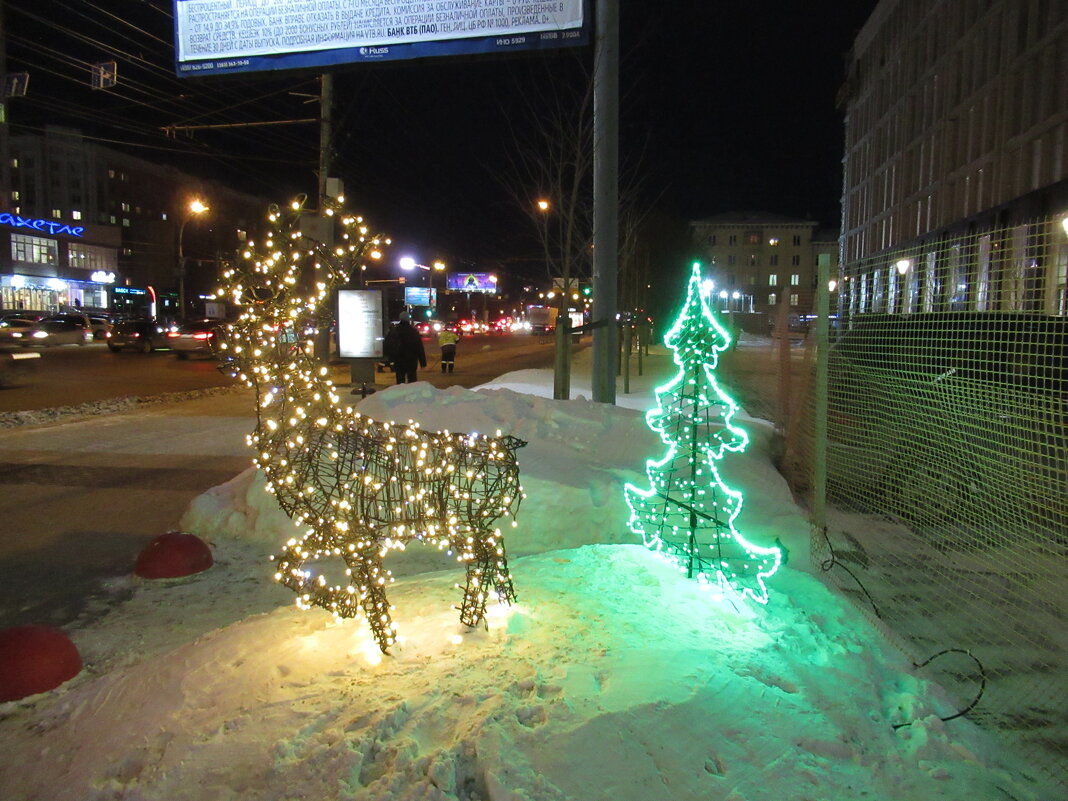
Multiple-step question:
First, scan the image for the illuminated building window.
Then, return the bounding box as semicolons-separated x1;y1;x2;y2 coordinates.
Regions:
769;237;779;246
51;208;61;218
768;273;778;285
11;234;58;265
790;273;800;285
790;293;799;306
769;292;778;306
72;210;82;220
69;242;117;272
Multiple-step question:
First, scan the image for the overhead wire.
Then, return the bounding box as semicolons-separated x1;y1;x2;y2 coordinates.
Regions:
6;0;319;168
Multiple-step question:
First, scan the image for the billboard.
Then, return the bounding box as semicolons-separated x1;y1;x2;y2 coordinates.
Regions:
447;272;497;293
404;286;436;307
173;0;588;77
337;287;385;359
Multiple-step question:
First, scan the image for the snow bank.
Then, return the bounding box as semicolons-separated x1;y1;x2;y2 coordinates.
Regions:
0;359;1051;801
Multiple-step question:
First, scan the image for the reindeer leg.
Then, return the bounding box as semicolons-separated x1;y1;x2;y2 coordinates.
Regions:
348;547;396;654
458;531;516;629
481;530;517;605
458;555;490;629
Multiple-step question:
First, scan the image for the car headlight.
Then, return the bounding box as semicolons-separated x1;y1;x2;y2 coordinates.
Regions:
32;330;48;338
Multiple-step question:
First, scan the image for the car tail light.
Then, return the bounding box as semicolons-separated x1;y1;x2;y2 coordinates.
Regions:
193;332;212;340
166;331;180;338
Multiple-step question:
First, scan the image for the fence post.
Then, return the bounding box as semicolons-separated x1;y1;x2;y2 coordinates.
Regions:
812;256;830;539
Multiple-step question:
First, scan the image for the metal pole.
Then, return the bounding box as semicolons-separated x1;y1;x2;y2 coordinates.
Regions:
177;218;188;318
314;72;333;362
591;0;619;404
813;255;831;537
318;72;333;208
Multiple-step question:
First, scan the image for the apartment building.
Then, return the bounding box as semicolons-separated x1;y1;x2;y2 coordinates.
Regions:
838;0;1068;315
690;211;838;319
3;126;266;317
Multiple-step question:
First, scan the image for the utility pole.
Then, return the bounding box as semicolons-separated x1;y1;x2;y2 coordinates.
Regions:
313;72;334;362
318;72;333;209
592;0;620;404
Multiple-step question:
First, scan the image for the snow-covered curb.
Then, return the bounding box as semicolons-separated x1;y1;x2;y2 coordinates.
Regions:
0;384;244;429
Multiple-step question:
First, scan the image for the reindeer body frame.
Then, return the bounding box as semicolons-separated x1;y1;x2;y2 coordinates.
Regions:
220;199;524;652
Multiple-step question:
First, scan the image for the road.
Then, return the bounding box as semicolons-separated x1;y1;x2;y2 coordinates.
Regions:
0;332;577;628
0;332;565;412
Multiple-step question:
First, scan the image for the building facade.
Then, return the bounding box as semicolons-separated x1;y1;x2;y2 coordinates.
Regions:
690;212;838;319
3;126;267;318
838;0;1068;315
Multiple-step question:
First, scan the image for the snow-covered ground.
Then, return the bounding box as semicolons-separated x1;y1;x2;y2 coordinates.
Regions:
0;346;1055;800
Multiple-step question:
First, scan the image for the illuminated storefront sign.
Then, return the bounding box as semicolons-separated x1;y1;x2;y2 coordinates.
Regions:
90;271;116;283
0;212;85;237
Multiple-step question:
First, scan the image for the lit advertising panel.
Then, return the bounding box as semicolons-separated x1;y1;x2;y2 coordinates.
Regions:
337;287;385;359
447;272;497;293
404;286;436;306
173;0;588;77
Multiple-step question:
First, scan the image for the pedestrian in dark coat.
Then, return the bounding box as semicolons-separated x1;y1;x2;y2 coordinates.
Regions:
383;314;427;384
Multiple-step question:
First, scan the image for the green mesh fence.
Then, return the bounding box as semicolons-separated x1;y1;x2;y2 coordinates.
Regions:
744;216;1068;790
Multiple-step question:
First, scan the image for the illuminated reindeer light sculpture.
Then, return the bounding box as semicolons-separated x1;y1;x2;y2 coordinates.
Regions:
218;196;524;653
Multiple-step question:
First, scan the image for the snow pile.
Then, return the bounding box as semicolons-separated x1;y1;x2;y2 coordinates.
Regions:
0;354;1051;800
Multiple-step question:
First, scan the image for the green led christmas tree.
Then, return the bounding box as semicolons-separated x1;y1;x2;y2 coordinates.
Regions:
625;263;782;604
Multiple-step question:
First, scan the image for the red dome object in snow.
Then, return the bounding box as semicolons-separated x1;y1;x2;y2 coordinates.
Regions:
135;531;213;579
0;625;82;702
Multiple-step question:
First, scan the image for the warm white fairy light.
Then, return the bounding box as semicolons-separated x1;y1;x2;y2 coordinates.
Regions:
217;194;527;653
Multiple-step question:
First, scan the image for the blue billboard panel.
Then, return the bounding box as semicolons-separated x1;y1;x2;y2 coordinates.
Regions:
404;286;436;307
447;273;498;293
174;0;588;77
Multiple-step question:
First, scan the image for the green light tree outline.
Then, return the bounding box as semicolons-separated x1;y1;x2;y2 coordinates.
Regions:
625;264;783;604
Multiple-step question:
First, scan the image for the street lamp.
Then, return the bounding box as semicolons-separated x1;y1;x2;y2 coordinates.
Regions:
178;198;209;319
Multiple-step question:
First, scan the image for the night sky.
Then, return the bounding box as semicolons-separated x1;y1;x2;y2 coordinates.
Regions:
5;1;879;278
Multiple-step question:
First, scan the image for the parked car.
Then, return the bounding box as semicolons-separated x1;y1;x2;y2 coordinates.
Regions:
107;318;172;353
87;315;112;340
823;312;1068;531
168;318;229;359
24;314;93;346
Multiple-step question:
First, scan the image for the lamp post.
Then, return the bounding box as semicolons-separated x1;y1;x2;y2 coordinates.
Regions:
178;198;209;319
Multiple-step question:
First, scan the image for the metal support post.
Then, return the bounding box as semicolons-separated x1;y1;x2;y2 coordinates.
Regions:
591;0;619;404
